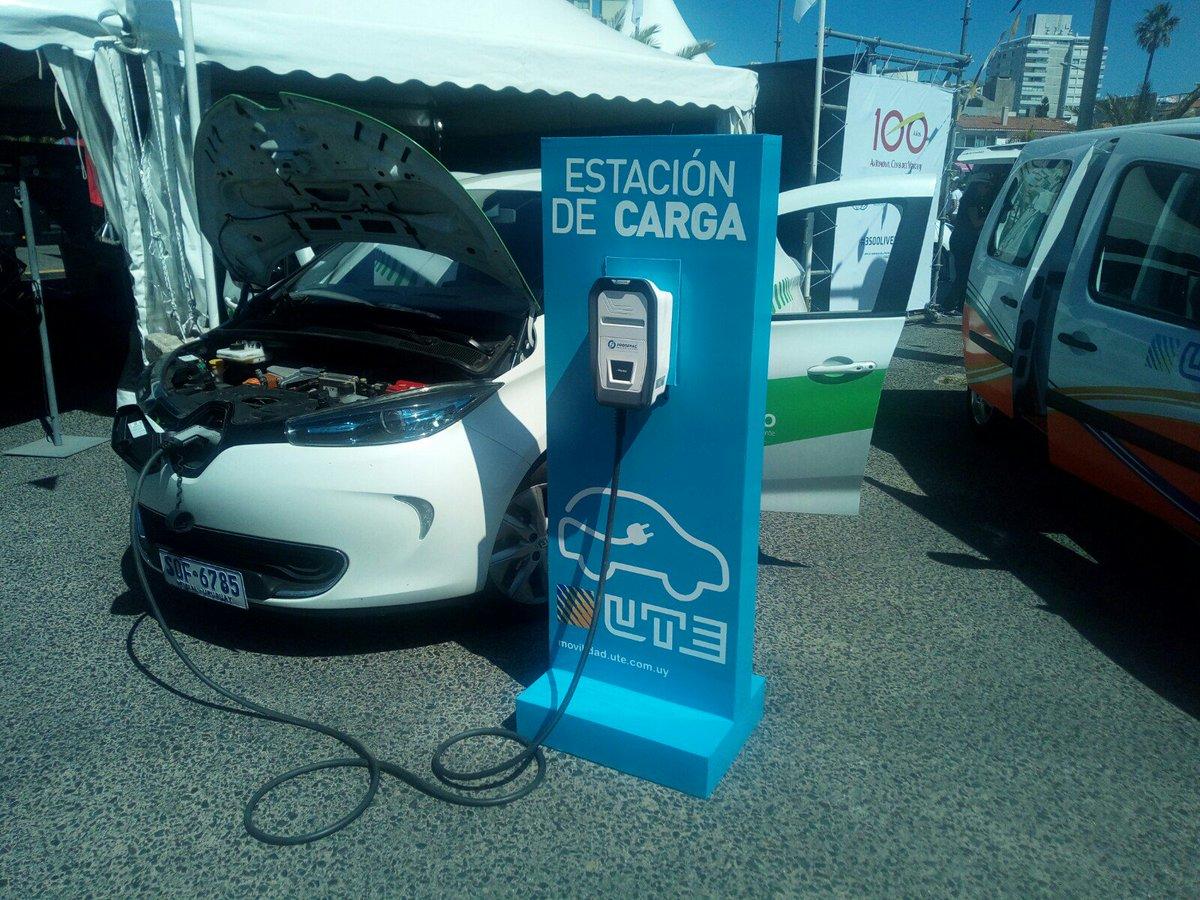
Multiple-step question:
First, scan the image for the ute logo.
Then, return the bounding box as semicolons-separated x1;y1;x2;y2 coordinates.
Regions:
872;108;930;154
555;585;728;666
558;487;730;602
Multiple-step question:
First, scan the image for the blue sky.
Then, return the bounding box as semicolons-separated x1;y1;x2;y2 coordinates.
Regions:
674;1;1198;97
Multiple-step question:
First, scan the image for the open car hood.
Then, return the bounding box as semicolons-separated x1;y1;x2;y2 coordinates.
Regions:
193;94;535;308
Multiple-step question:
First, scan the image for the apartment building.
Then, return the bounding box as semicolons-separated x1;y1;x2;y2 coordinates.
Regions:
983;14;1106;120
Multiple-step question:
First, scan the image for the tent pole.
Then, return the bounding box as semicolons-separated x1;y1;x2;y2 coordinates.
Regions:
775;0;783;63
802;0;826;304
19;177;61;446
4;172;107;459
809;0;826;191
180;0;220;330
929;0;970;313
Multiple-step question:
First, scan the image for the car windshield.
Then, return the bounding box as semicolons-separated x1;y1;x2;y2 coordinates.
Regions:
288;189;542;318
469;188;543;295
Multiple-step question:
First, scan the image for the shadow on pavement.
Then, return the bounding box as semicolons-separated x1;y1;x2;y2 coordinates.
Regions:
758;548;811;569
113;548;548;690
925;551;1007;571
892;346;965;366
870;385;1200;719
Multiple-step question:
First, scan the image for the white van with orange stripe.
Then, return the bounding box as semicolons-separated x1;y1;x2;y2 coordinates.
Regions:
963;119;1200;541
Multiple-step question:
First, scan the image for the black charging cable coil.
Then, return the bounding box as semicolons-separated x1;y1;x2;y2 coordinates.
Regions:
129;410;627;844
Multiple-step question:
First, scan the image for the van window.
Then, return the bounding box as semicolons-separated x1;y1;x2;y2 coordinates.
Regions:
1092;163;1200;328
986;159;1072;268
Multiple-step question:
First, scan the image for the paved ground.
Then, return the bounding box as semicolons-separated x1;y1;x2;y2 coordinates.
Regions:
2;322;1198;897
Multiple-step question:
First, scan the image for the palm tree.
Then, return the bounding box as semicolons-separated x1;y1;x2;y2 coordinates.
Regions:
603;6;627;30
604;7;659;47
1094;93;1149;127
676;41;716;60
631;21;662;48
1161;85;1200;120
604;4;714;58
1134;3;1181;94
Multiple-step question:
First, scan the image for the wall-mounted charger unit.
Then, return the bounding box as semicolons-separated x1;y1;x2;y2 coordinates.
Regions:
588;276;674;409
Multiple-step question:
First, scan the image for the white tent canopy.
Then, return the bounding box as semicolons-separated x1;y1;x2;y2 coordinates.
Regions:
1;0;758;363
3;0;756;116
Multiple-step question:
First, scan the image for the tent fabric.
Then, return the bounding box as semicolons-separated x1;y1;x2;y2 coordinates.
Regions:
45;43;210;348
2;0;758;351
1;0;757;115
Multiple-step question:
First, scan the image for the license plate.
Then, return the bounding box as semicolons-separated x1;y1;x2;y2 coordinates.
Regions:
159;551;248;609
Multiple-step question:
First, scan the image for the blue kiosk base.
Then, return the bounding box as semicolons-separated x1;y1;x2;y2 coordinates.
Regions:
516;671;765;797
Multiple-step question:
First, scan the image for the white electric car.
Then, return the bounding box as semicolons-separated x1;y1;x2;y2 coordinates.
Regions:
115;94;933;611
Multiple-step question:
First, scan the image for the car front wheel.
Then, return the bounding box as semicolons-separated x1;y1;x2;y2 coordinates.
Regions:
487;462;549;606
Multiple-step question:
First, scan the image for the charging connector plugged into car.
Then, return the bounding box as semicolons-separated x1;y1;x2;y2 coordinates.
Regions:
163;425;222;451
129;269;675;844
129;405;630;844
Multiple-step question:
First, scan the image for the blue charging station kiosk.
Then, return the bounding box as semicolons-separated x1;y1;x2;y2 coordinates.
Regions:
516;134;781;796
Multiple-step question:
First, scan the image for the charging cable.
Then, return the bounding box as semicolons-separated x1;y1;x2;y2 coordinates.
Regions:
129;409;627;844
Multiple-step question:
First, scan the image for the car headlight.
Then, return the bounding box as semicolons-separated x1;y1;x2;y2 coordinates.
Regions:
285;382;500;447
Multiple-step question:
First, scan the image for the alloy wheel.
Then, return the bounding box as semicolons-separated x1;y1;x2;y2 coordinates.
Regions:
488;479;549;605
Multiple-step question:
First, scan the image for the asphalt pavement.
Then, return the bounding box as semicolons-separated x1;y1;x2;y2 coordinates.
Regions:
2;321;1198;897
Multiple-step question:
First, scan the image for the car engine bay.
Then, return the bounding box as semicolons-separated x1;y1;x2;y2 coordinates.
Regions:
148;334;495;428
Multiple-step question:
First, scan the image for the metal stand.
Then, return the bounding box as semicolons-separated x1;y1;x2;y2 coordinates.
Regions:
929;0;971;313
815;28;970;316
4;175;106;459
800;0;827;305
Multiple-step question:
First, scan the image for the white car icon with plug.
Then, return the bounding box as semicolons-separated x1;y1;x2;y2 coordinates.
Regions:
557;488;729;602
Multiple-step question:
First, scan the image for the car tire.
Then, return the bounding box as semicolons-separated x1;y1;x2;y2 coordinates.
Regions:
967;388;1000;437
486;460;549;608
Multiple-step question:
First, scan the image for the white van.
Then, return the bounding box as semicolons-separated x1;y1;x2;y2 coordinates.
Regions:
962;119;1200;541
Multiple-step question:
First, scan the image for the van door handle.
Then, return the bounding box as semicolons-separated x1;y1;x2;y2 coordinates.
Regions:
807;360;877;375
1000;294;1019;308
1057;331;1097;352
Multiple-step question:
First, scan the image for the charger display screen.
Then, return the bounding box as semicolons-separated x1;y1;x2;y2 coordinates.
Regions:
608;360;635;383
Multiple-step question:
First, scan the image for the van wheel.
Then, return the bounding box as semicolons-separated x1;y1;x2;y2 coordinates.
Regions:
968;389;999;436
487;462;549;607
